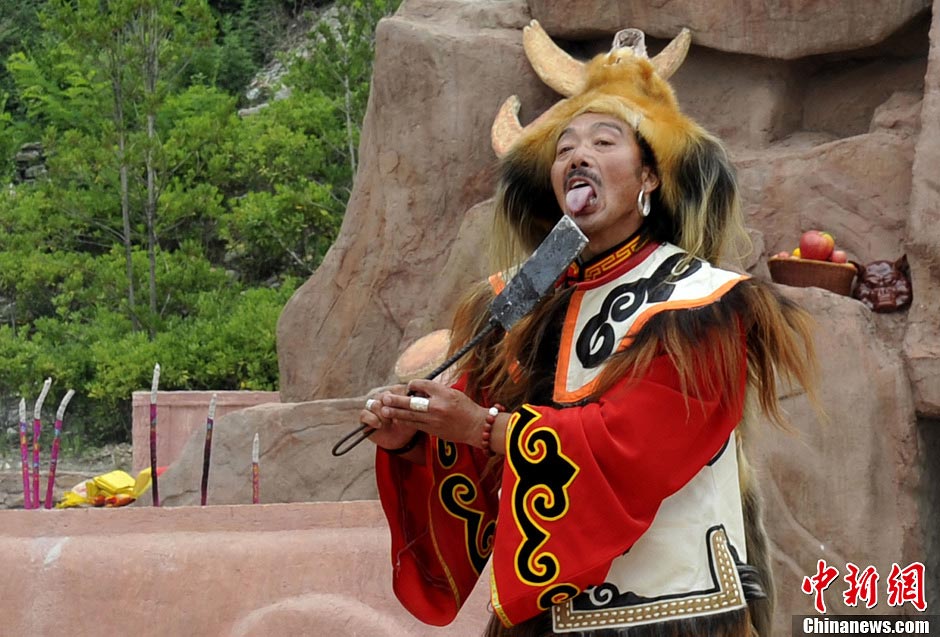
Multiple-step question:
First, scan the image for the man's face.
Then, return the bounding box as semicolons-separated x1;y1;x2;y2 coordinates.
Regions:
550;112;658;260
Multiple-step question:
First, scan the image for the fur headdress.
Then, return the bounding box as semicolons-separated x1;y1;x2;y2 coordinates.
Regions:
491;21;747;267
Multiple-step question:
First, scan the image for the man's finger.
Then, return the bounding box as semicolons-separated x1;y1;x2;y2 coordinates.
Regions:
381;404;430;424
360;410;382;429
381;392;431;412
407;378;441;396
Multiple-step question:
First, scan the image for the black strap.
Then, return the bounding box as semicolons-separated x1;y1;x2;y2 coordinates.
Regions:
382;431;424;456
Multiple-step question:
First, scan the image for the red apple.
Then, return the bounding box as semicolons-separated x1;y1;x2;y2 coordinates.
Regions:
799;230;835;261
830;249;848;263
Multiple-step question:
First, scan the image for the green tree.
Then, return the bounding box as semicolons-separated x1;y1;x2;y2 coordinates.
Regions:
288;0;401;188
32;0;216;337
0;0;401;448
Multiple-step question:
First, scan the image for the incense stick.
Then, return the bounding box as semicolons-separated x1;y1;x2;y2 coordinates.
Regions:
44;389;75;509
150;364;160;507
19;399;30;510
251;433;260;505
200;393;217;506
32;378;51;509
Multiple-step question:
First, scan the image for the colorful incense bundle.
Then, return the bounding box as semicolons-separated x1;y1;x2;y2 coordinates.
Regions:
31;378;51;509
19;399;30;510
45;389;75;509
251;433;260;505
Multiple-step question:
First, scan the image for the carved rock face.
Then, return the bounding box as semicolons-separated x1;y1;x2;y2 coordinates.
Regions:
851;255;913;313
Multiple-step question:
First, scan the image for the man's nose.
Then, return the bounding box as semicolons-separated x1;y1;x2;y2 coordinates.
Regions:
569;144;593;168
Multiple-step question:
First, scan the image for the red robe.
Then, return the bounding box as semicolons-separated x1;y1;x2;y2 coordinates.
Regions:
376;241;748;628
376;350;745;627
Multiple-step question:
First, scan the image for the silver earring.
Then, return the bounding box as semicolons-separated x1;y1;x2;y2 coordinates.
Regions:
638;189;651;217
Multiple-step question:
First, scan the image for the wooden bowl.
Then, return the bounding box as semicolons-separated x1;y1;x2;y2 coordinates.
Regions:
767;257;857;296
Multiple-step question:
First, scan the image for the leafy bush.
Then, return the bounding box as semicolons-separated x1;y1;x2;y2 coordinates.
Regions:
0;0;398;446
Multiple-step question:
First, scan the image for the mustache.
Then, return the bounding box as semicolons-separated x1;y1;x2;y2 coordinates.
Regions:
565;167;602;188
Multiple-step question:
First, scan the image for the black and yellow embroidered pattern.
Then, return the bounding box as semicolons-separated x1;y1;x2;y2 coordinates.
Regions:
539;583;581;610
437;437;458;469
582;234;649;281
507;405;580;587
440;474;496;576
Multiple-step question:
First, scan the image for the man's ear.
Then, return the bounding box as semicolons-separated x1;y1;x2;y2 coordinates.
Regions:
642;168;661;192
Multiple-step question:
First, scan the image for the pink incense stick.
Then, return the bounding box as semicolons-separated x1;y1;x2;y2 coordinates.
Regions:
251;433;260;504
200;393;217;506
150;363;160;507
31;378;51;509
19;399;30;510
44;389;75;509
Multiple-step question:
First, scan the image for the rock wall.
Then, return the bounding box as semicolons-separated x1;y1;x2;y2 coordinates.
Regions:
527;0;931;59
163;0;939;631
276;0;552;402
904;0;940;416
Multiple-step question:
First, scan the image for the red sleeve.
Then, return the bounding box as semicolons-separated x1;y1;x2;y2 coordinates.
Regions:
374;375;500;626
489;348;747;627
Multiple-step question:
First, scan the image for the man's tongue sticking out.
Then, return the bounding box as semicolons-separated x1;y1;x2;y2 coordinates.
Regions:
566;183;596;215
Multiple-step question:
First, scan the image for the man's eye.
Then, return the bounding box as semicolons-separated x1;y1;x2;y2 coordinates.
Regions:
595;139;614;147
556;146;573;156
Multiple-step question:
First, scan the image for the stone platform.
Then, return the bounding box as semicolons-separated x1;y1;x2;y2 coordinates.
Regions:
0;500;489;636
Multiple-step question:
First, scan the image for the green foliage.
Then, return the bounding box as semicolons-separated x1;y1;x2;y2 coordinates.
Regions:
286;0;402;186
0;0;44;118
0;0;398;446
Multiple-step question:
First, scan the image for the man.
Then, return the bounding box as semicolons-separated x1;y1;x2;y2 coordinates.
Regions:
360;22;817;636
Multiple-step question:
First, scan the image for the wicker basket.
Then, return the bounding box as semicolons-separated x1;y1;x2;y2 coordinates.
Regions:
767;257;857;296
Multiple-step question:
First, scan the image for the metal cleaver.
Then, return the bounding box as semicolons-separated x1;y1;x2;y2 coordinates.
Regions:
331;215;588;456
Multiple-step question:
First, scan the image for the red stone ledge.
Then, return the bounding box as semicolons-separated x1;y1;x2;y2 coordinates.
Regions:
0;500;489;636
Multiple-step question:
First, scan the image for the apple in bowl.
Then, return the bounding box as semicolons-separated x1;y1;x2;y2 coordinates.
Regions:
799;230;835;261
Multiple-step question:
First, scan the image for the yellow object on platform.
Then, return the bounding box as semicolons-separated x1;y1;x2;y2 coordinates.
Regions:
86;470;136;499
56;467;158;508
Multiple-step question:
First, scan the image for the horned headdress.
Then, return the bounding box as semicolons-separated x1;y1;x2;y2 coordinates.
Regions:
491;21;746;266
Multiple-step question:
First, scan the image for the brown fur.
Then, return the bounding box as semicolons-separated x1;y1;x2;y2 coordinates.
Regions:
492;50;750;273
738;436;775;637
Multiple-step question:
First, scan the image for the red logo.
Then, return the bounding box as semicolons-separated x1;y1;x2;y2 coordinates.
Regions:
802;559;840;613
886;562;926;612
802;560;927;613
843;563;879;609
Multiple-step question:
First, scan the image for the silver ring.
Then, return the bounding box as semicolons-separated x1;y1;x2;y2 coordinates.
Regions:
409;396;430;413
365;399;377;411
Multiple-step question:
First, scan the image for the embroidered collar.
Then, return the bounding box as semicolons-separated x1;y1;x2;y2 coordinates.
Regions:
564;231;652;285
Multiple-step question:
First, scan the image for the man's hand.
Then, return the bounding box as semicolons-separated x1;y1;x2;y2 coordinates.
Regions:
377;379;488;449
360;384;418;451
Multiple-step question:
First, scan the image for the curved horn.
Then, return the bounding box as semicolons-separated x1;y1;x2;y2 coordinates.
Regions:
522;20;584;97
491;96;524;157
650;28;691;79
